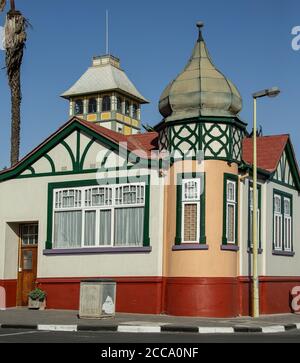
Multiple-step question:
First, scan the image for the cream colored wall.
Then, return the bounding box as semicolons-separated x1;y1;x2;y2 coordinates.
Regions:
0;168;164;280
163;159;239;278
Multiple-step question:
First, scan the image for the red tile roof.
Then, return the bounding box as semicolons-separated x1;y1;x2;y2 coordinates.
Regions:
79;119;158;157
242;135;289;173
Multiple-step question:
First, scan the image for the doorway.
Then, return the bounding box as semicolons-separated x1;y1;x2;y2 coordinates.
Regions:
17;223;38;306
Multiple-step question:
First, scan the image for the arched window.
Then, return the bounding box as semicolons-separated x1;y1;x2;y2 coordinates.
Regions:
132;104;138;119
74;99;83;115
125;100;130;116
102;96;111;112
88;98;97;113
117;97;122;113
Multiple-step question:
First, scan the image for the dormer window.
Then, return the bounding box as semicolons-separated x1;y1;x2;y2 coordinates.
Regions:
117;97;122;113
88;98;97;113
125;100;130;116
74;99;83;115
132;104;138;119
102;96;111;112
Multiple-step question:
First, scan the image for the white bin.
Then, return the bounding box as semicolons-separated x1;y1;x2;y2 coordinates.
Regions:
79;279;116;319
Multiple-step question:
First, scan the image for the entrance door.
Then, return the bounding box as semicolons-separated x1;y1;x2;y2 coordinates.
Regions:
17;224;38;306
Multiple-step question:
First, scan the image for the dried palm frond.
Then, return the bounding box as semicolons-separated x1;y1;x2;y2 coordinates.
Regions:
0;0;6;12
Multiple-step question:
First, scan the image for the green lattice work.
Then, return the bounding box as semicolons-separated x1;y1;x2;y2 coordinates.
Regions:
158;125;170;152
202;123;230;159
232;128;243;161
170;123;199;157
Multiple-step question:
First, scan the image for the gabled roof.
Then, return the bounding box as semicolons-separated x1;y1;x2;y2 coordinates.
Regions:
242;134;300;190
242;135;289;173
0;117;159;182
61;57;149;104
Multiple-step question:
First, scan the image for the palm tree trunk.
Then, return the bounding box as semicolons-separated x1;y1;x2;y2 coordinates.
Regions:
5;6;27;166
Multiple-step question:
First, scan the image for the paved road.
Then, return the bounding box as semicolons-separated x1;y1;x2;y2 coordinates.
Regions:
0;328;299;343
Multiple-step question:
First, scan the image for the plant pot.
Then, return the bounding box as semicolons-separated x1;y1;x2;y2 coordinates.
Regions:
28;297;46;310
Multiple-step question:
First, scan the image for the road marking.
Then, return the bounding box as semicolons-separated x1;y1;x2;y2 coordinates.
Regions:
0;330;39;337
38;325;77;332
118;325;161;333
261;325;285;333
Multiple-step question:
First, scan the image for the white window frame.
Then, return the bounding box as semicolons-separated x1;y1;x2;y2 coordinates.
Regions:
249;186;261;248
274;194;283;251
226;180;237;244
283;197;292;252
181;178;201;243
52;183;145;249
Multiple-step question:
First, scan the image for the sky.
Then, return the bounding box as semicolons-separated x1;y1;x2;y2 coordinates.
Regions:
0;0;300;168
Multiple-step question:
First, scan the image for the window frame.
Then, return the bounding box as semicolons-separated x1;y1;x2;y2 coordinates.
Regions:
273;190;293;253
174;173;206;246
248;183;262;249
181;179;201;243
102;95;111;112
46;177;151;250
52;183;146;249
222;174;239;246
88;97;97;113
74;99;84;115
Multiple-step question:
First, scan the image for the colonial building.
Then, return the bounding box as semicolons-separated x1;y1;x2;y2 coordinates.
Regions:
0;23;299;317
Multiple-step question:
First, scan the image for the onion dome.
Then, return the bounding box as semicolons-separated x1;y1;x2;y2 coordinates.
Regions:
159;22;242;121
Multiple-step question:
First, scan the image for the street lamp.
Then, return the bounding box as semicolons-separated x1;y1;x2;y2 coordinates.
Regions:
252;87;280;318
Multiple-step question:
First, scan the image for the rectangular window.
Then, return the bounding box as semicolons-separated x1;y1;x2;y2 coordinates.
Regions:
226;180;237;244
273;192;293;252
181;179;201;243
249;185;261;248
52;183;145;249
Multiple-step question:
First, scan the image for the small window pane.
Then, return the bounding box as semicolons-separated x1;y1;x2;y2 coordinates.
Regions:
183;204;198;242
99;210;112;246
102;96;111;112
125;101;130;116
274;195;281;213
284;198;291;216
75;100;83;115
84;211;96;246
227;204;235;243
88;98;97;113
23;251;33;270
117;97;122;113
227;182;236;202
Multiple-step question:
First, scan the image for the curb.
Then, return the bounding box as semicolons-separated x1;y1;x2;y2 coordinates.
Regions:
0;323;300;334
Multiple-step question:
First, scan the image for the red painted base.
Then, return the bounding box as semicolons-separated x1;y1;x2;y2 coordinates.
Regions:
1;276;299;316
0;279;17;308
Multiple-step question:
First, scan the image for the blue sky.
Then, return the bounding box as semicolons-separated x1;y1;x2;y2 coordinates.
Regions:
0;0;299;167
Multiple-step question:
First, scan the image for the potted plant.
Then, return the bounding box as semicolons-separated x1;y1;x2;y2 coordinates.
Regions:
28;288;46;310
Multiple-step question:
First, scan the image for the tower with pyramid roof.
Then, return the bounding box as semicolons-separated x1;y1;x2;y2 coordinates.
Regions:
61;54;149;135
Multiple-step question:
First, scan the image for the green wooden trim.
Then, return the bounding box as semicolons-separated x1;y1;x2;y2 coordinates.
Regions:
174;172;206;245
153;116;248;131
79;137;96;170
26;166;35;175
45;175;151;250
61;140;76;171
0;120;153;182
272;188;294;253
76;131;81;171
248;182;262;249
44;154;56;173
222;173;239;246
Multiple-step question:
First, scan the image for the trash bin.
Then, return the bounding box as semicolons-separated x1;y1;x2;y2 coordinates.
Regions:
79;279;116;319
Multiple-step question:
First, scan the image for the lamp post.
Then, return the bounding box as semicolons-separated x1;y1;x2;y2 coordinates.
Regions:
252;87;280;318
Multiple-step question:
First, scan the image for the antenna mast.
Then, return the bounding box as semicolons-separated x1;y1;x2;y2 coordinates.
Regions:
106;10;109;55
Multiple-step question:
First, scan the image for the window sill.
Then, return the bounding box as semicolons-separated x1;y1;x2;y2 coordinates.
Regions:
272;250;295;257
220;245;239;251
247;248;263;254
43;246;152;255
172;244;209;251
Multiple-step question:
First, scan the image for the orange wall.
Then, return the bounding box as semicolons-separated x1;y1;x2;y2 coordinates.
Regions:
163;160;239;278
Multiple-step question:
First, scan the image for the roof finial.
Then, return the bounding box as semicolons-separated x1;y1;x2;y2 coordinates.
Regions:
196;21;204;41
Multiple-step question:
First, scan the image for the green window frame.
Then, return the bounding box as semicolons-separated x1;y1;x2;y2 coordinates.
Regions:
174;173;206;245
45;176;150;250
248;182;262;249
222;173;239;245
273;189;293;253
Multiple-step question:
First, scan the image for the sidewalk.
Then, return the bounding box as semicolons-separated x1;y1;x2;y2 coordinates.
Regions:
0;308;300;334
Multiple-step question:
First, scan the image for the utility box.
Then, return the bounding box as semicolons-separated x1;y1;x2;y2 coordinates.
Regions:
79;279;116;319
